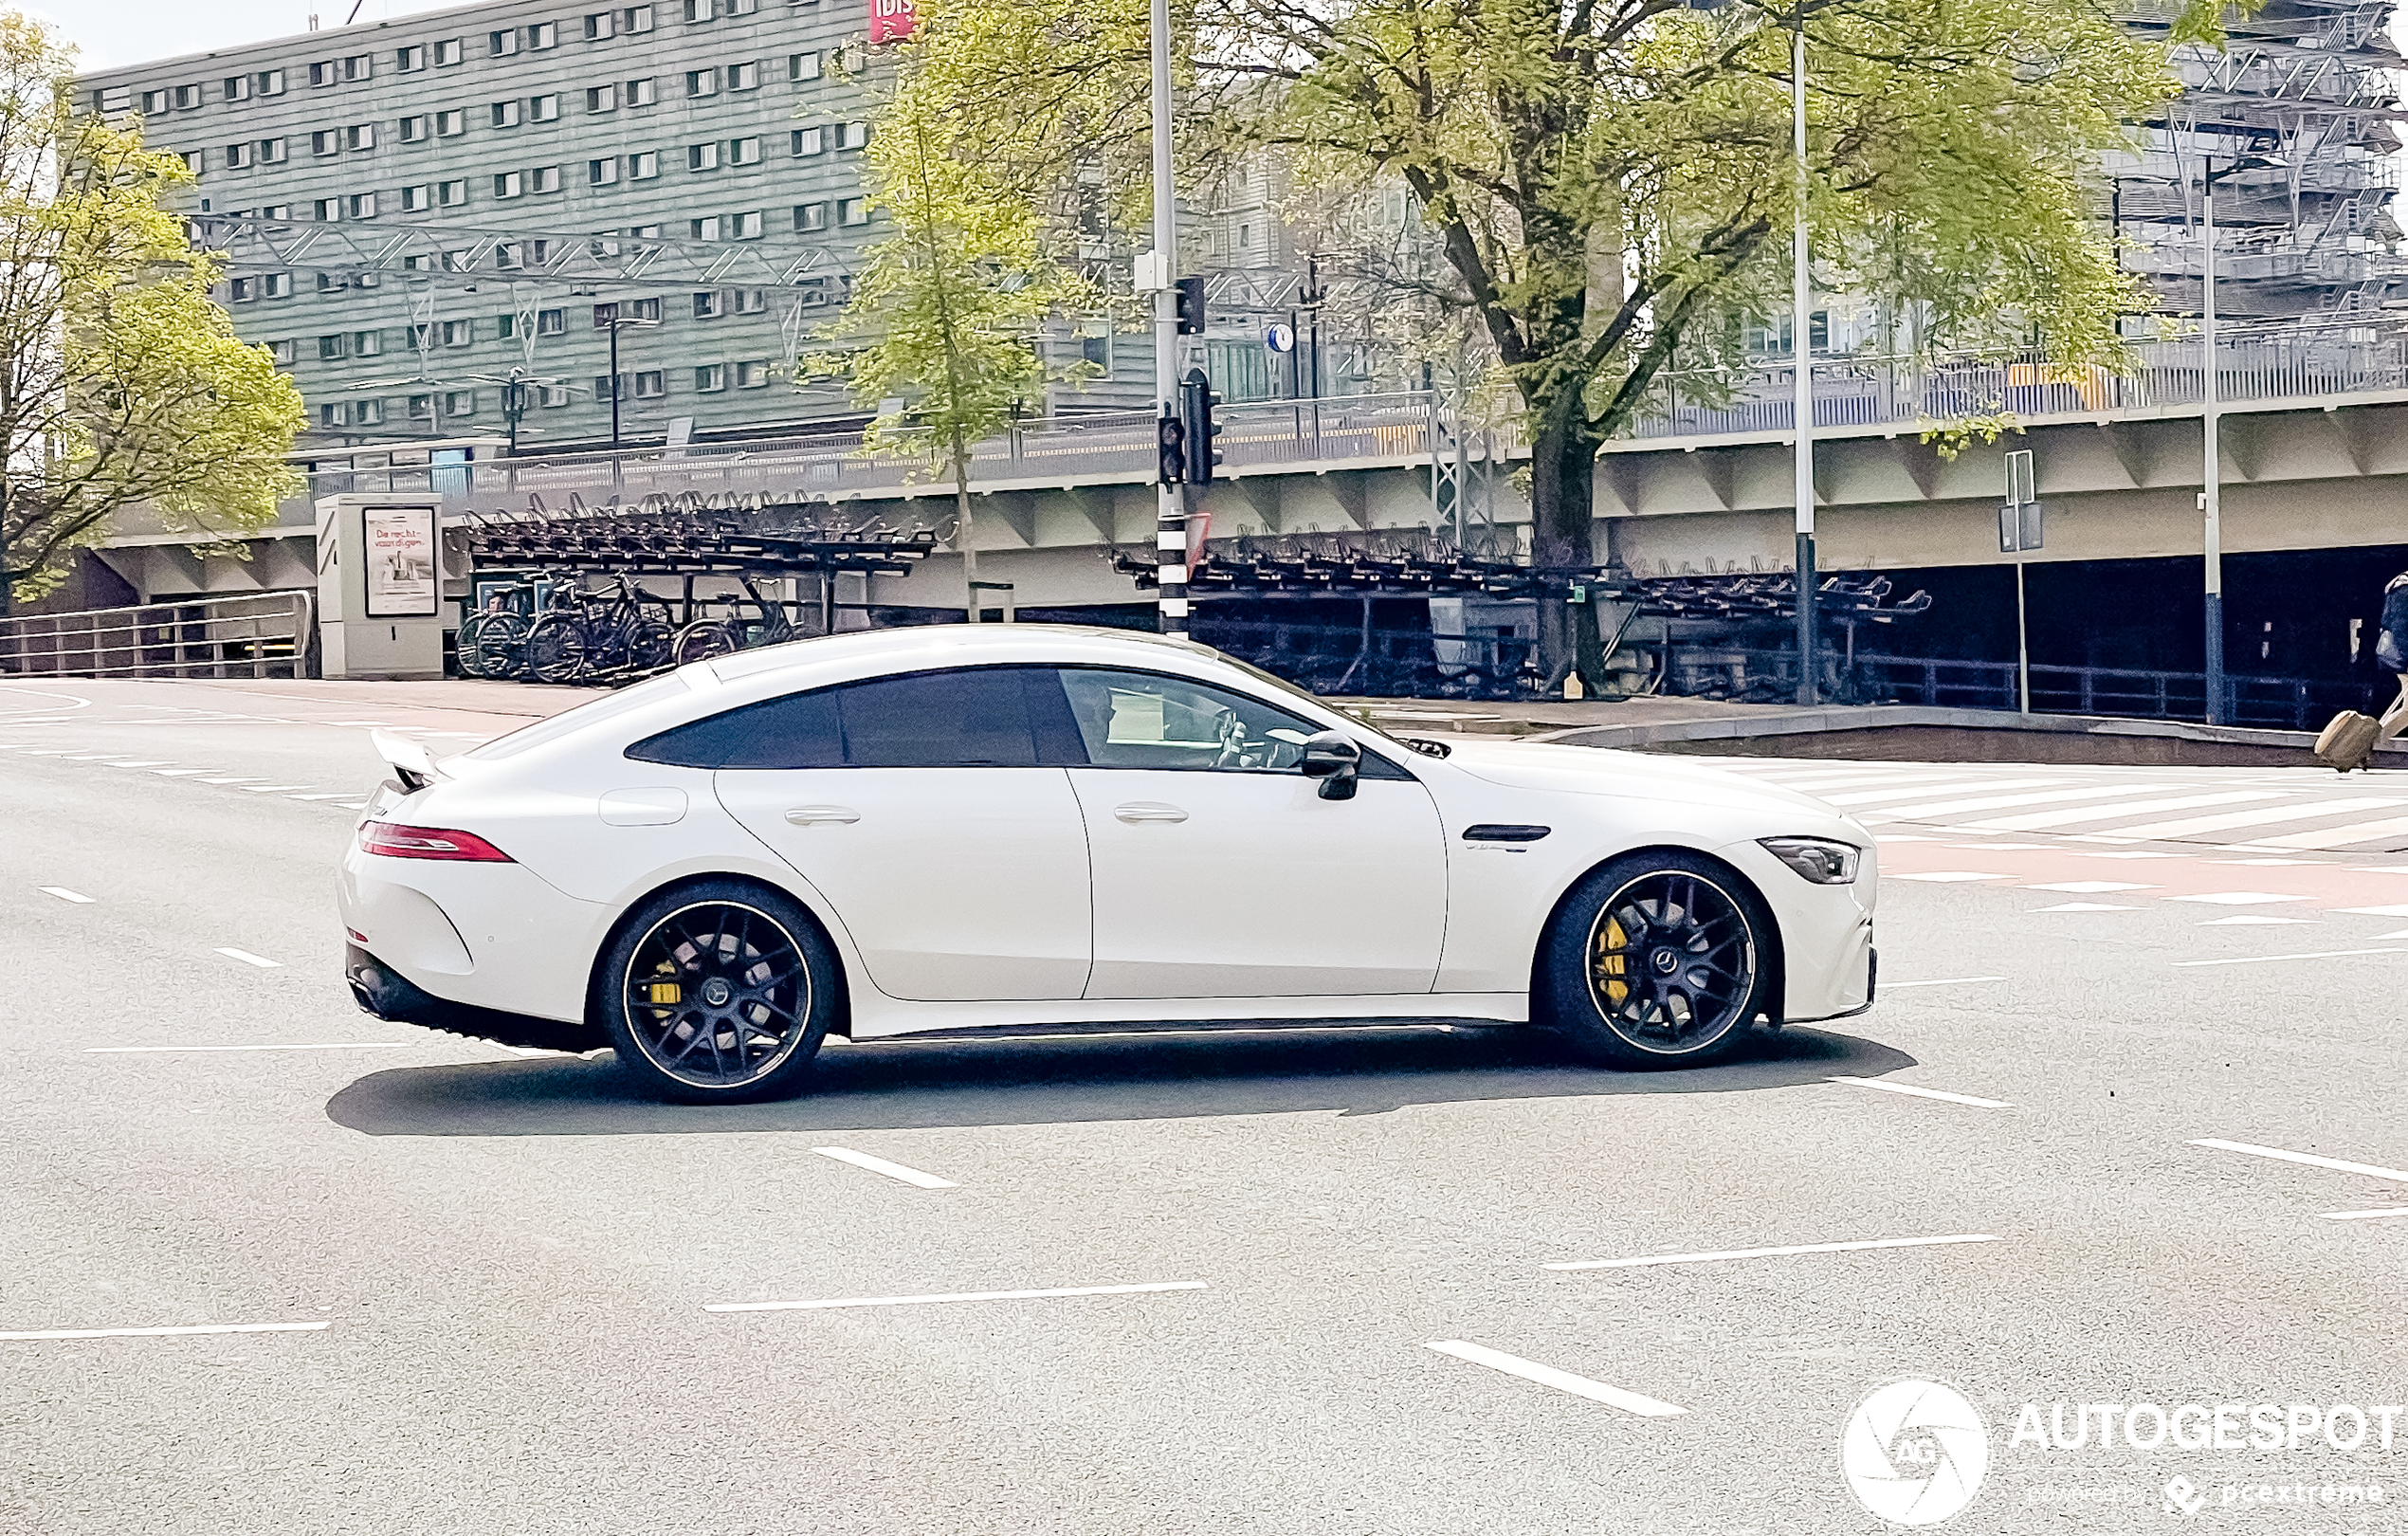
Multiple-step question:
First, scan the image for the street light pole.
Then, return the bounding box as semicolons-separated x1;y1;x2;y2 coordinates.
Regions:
2199;155;2225;725
608;314;623;454
1148;0;1187;639
1790;22;1816;705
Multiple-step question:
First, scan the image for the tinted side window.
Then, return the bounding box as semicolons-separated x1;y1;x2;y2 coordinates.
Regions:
1056;667;1321;771
836;668;1036;767
627;667;1067;769
627;689;840;768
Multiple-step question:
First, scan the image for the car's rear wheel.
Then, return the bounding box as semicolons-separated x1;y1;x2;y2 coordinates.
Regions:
594;883;836;1103
1539;852;1773;1068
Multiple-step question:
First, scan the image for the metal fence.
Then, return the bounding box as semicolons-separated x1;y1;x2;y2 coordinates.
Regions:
0;592;315;680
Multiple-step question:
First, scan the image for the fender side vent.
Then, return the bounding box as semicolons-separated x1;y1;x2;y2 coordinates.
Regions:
1463;824;1550;842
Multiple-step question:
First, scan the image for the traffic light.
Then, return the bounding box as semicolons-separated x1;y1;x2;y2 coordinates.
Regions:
1156;411;1187;485
1179;368;1223;487
1175;276;1207;336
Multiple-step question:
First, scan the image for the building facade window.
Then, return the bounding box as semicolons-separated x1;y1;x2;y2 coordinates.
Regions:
224;141;255;169
349;192;377;217
443;320;473;346
586;84;617;112
540;384;572;407
356;398;386;426
401;183;431;210
437;178;466;206
837;196;868;226
585;10;615;38
308;62;337;87
312;130;339;155
687;141;719;171
397;44;427;71
789;126;823;156
694;363;726;392
313;197;342;221
528;21;558;48
731;286;767;314
627;150;660;178
623;5;655;31
344;54;372;81
626;77;657;105
318;403;349;429
685;67;718;98
140;88;170;113
268;338;297;364
399;115;429;142
490;28;520;56
789;50;821;81
256;68;287;95
792;200;827;230
632;370;666;398
354;328;382;356
836;120;870;151
689;214;721;239
729;210;761;238
220;78;249;103
728;135;760;165
177;149;203;174
492;100;522;127
319;333;350;359
537;307;566;334
531;93;560;121
345;123;375;150
593;373;624;401
436;108;466;136
494;170;524;198
736;360;771;388
173;83;204;109
434;38;465;65
683;0;714;20
693;290;723;318
727;61;758;90
409;393;434;419
259;137;288;163
446;390;477;416
531;165;561;192
588;156;619;185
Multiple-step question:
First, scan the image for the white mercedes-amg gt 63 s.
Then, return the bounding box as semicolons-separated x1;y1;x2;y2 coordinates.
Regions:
339;626;1877;1102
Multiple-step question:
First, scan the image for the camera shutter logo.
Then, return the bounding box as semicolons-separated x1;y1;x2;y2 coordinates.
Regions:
1840;1379;1990;1527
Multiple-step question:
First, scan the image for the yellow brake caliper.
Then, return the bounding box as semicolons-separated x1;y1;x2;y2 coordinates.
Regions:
1594;917;1629;1007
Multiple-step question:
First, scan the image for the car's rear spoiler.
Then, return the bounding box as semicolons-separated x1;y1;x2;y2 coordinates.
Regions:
371;729;442;794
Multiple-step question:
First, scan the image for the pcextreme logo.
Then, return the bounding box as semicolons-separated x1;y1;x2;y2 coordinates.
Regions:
1841;1378;1992;1527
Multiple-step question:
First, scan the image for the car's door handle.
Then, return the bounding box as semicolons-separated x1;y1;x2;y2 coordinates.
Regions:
1113;802;1189;824
783;805;861;826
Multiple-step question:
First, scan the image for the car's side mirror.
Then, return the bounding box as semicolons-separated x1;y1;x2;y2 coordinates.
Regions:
1299;731;1360;800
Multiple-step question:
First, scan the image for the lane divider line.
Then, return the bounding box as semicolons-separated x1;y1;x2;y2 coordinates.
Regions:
1543;1234;1999;1271
1881;977;2007;989
2173;947;2408;968
85;1043;410;1052
1423;1341;1688;1417
1830;1076;2012;1108
812;1146;958;1189
37;887;95;904
2321;1208;2408;1221
213;948;284;969
0;1321;331;1341
2188;1139;2408;1184
705;1281;1207;1313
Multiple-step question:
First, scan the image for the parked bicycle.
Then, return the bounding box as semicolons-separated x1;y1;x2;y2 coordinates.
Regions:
520;576;678;684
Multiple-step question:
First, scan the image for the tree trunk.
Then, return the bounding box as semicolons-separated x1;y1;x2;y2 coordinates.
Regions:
951;422;977;623
1527;403;1602;690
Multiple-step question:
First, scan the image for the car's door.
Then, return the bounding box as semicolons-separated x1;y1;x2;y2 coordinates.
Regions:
1050;666;1449;999
690;667;1094;1002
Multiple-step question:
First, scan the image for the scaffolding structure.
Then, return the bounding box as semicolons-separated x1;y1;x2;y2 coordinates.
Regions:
2114;0;2408;320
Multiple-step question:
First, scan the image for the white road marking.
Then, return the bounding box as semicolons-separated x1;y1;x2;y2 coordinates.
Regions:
1890;871;2010;883
193;777;266;785
2173;947;2408;968
2216;857;2323;867
149;768;218;777
0;1322;331;1341
1946;841;2056;850
85;1042;410;1052
2370;929;2408;942
2189;1138;2408;1184
2025;880;2157;893
2198;915;2309;926
1423;1341;1687;1417
238;785;309;794
2091;797;2408;843
213;948;283;968
2338;905;2408;917
1880;977;2008;989
99;760;173;769
2321;1208;2408;1221
336;801;371;810
812;1146;958;1189
1863;784;2184;821
325;721;392;726
1818;778;2075;808
2066;850;2183;859
1962;791;2284;832
1831;1075;2012;1107
37;887;95;904
2166;891;2309;905
1544;1234;1999;1271
705;1281;1207;1312
2033;901;2134;912
287;793;355;801
60;754;136;762
2250;814;2408;851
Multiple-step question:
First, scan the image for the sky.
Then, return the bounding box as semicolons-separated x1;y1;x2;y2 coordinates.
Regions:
41;0;470;72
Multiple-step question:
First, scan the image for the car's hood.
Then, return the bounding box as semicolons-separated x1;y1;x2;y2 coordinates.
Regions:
1436;739;1852;823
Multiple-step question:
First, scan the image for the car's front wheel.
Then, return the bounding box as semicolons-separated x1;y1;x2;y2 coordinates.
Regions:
1539;852;1775;1068
594;883;838;1103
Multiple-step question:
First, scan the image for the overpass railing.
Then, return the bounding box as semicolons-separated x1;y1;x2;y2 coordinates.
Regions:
0;592;315;680
286;322;2408;513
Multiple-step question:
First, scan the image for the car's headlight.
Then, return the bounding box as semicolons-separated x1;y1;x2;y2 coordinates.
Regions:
1759;836;1861;885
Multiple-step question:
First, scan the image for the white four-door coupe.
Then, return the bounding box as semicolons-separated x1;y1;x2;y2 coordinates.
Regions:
340;626;1877;1101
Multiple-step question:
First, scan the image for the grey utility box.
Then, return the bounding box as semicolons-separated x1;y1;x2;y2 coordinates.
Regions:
315;495;446;681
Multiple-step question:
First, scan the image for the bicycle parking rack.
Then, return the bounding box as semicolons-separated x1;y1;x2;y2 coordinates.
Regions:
454;496;939;685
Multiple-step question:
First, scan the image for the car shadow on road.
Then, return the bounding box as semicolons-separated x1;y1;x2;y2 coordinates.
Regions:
325;1023;1918;1137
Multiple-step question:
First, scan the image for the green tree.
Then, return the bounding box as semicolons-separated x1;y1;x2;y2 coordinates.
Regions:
810;60;1094;618
0;12;303;617
882;0;2193;678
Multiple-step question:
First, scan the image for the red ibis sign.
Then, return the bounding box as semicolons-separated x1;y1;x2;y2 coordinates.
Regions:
869;0;917;43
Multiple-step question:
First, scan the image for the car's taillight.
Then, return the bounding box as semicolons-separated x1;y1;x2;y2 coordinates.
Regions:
358;820;515;862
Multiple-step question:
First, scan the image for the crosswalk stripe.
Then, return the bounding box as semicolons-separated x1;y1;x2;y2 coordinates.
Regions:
1955;791;2285;832
1861;783;2183;822
1816;778;2078;808
2089;797;2408;843
2247;813;2408;850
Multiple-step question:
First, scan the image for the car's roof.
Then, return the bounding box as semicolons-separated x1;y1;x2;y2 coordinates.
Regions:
701;623;1221;686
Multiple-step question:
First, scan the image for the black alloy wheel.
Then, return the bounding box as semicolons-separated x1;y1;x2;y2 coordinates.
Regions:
595;884;836;1102
1540;851;1772;1068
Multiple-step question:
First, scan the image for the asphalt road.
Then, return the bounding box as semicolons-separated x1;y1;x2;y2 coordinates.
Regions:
3;679;2404;1535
